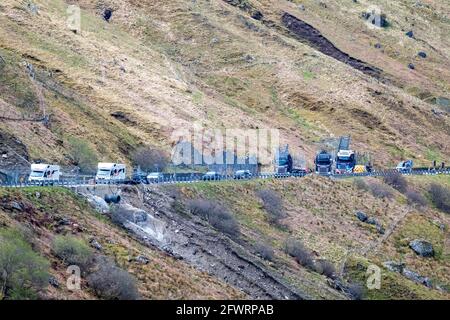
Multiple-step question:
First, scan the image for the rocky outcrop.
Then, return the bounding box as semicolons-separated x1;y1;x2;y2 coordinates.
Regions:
355;211;385;234
409;240;434;257
85;194;110;214
383;261;432;288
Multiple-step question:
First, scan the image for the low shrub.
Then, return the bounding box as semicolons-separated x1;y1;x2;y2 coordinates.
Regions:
406;190;427;208
255;242;275;262
315;260;336;279
383;172;408;193
368;182;394;199
87;256;140;300
257;189;286;225
187;199;240;237
284;238;315;270
353;178;369;191
429;184;450;214
0;228;49;299
52;235;93;271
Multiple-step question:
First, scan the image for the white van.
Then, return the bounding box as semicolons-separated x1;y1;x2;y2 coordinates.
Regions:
95;163;126;182
29;164;61;183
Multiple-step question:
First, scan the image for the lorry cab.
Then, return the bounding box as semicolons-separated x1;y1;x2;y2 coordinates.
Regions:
335;150;356;174
396;160;413;173
315;151;333;175
29;164;61;183
95;163;126;182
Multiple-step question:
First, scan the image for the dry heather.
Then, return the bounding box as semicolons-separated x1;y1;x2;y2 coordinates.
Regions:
0;187;245;299
172;175;450;299
0;0;448;170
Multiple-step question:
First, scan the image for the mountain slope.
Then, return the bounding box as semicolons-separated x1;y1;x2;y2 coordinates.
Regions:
0;0;449;171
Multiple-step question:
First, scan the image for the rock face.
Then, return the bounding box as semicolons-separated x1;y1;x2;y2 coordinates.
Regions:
134;255;150;265
418;51;427;58
383;261;432;288
402;269;432;288
118;203;148;223
356;211;384;234
409;239;434;257
356;211;368;222
89;238;103;251
85;195;110;214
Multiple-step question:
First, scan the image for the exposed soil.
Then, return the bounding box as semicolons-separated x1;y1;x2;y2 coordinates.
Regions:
281;13;383;80
119;186;307;300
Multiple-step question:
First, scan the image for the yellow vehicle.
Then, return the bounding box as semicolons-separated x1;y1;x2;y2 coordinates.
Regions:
353;165;367;174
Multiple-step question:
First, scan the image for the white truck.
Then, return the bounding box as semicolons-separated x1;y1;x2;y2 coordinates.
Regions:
28;164;61;184
95;163;126;182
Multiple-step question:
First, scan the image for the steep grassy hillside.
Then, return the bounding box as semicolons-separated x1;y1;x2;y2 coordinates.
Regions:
1;175;449;300
158;175;450;299
0;0;449;171
0;187;244;299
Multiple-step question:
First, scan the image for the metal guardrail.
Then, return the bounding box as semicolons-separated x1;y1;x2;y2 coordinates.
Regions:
0;169;449;189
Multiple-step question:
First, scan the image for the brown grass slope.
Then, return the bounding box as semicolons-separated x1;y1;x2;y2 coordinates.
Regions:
166;175;450;299
0;187;245;299
0;0;448;169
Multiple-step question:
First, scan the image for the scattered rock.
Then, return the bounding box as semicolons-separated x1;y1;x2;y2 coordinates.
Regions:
298;4;305;11
135;255;150;265
403;268;432;288
110;111;136;125
114;203;148;224
26;1;39;15
356;211;368;222
383;261;405;273
8;201;24;212
432;109;445;116
103;9;112;22
48;276;60;288
418;51;427;58
374;43;382;49
251;11;263;21
210;37;219;45
243;54;255;63
85;195;109;214
89;238;103;251
56;217;71;226
35;192;41;199
366;217;378;225
361;11;389;28
376;224;385;235
384;261;432;288
409;239;434;257
408;63;415;70
405;30;414;38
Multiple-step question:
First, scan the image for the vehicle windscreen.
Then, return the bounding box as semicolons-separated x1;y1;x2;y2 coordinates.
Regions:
30;171;44;177
97;169;111;176
337;157;352;163
317;156;331;165
148;173;160;177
